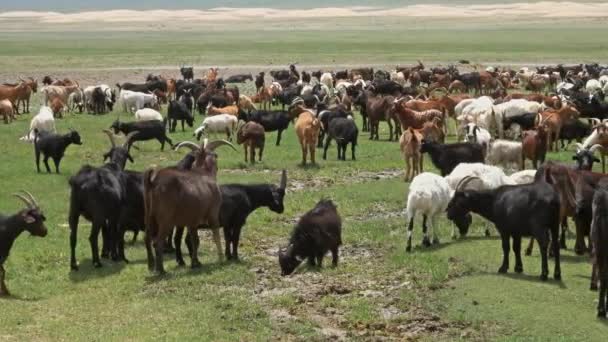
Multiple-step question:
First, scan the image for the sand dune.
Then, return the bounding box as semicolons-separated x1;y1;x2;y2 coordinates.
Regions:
1;2;607;24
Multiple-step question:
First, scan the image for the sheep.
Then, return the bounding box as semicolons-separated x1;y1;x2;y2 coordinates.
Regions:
236;121;265;164
110;119;173;151
508;170;538;185
322;116;358;161
486;139;523;171
420;140;484;176
135;108;163;122
278;199;342;276
405;173;472;251
590;179;608;317
21;106;56;142
34;129;82;173
143;139;236;274
0;99;16;124
447;176;561;281
290;99;321;165
194;114;239;141
521;126;548;169
167;100;194;132
119;90;158;113
0;191;47;297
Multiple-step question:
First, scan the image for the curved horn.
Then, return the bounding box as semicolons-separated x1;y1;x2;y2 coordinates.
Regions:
205;139;237;152
22;190;39;208
123;131;139;148
280;170;287;189
174;141;200;152
574;142;585;151
102;129;116;148
13;191;34;209
590;144;604;154
455;176;481;191
588;118;601;127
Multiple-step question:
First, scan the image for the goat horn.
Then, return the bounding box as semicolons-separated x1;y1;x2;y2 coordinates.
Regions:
175;141;200;152
13;191;35;209
22;190;39;208
574;142;584;151
602;119;608;124
455;176;481;192
588;118;601;126
590;144;604;154
280;170;287;189
123;131;139;148
205;139;237;152
102;129;116;148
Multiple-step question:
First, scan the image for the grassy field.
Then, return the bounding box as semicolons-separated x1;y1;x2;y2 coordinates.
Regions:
1;18;608;340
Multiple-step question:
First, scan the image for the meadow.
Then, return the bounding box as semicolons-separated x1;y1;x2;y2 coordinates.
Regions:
1;20;607;341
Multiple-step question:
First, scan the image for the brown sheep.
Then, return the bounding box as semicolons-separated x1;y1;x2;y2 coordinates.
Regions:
400;127;423;181
290;101;321;165
236;121;265;164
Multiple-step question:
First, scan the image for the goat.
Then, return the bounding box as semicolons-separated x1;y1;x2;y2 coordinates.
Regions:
208;104;239;117
590;179;608;317
463;123;491;152
34;129;82;173
50;97;66;118
447;176;561;281
236;121;265;164
119;90;158;113
180;66;194;82
394;98;445;135
522;126;548;169
143;139;236;274
225;74;253;83
290;99;321;165
559;119;592;149
135;108;163;122
194;114;238;141
0;191;47;296
21;106;56;142
278;199;342;276
400;127;423;181
540;105;580;151
573;143;603;170
0;99;16;124
405;173;471;251
322;116;358;161
110;119;172;151
366;95;398;141
246;110;290;146
68;130;136;270
420;140;484;176
0;82;32;114
167;100;194;132
486;140;523;171
68;88;85;113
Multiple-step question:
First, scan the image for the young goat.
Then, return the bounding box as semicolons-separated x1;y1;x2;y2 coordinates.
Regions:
278;199;342;276
0;191;47;296
400;127;423;181
34;129;82;173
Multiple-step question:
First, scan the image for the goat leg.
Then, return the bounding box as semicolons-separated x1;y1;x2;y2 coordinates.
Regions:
211;228;224;263
421;215;431;247
0;265;9;296
153;234;167;274
43;155;52;173
331;247;339;267
512;235;523;274
187;227;201;269
174;227;186;267
524;237;534;256
89;222;103;268
498;233;510;274
406;216;414;252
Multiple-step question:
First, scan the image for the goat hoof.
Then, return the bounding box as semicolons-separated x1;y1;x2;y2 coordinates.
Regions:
176;260;186;267
70;264;79;271
405;245;412;253
191;261;202;269
524;249;532;256
591;284;599;291
422;237;431;247
484;229;491;237
598;311;606;318
497;266;508;274
554;273;561;281
540;274;548;281
514;265;523;274
93;262;103;268
432;238;440;245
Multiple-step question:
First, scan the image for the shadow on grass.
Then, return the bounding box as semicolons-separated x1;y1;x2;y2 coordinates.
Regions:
143;258;252;282
409;235;500;253
478;270;567;288
68;259;126;283
0;294;42;302
297;163;321;170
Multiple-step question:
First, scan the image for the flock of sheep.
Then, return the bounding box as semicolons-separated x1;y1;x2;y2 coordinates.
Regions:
2;61;608;317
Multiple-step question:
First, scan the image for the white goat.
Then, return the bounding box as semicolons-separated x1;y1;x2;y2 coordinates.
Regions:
600;75;608;93
390;71;406;86
119;90;157;113
508;170;537;185
486;139;523;170
21;106;56;142
586;79;603;95
320;73;334;90
135;108;163;122
194;114;238;141
486;99;544;138
463;123;492;150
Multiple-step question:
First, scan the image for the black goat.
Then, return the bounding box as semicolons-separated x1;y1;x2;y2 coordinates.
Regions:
180;66;194;82
560;119;592;149
91;86;106;114
110;119;172;151
247;110;291;146
167;100;194;132
317;108;349;147
278;199;342;276
34;129;82;173
179;88;194;113
447;176;561;281
0;191;47;296
275;85;302;110
591;179;608;317
176;170;287;263
255;72;265;93
420;140;484;176
68;130;135;270
503;112;538;132
323;117;358;161
197;94;228;115
573;144;602;170
225;74;253;83
370;80;403;96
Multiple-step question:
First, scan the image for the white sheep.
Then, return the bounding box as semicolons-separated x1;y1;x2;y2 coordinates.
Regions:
320;72;334;89
194;114;238;141
508;169;537;185
405;173;460;249
119;90;157;113
486;139;523;171
21;106;56;142
135;108;163;122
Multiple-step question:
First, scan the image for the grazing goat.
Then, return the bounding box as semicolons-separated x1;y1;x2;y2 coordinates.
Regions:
110;119;172;151
34;129;82;173
194;114;238;141
167;100;194;132
420;140;484;176
447;176;561;281
278;199;342;276
0;191;47;297
590;179;608;317
69;130;136;270
405;173;471;251
322;116;358;161
143;139;236;274
290;99;321;165
236;121;265;164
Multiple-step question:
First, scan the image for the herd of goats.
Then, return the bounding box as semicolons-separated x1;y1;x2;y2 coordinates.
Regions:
2;60;608;317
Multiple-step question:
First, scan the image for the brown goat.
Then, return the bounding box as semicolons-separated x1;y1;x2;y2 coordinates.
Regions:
506;93;562;110
418;117;445;143
166;78;176;100
540;105;580;151
400;127;423;181
448;80;466;93
394;99;444;133
290;102;321;165
143;139;236;274
236;121;265;164
2;78;37;113
366;95;398;141
50;97;66;118
0;83;29;114
521;125;548;169
208;104;239;117
0;99;16;124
